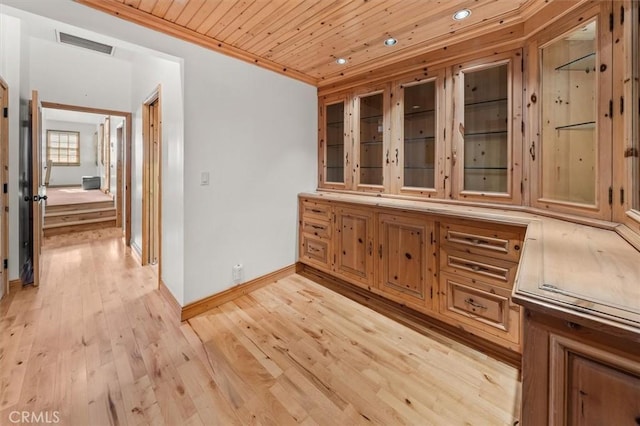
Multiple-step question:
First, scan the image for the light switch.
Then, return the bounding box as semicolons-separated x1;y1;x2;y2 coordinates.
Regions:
200;172;210;186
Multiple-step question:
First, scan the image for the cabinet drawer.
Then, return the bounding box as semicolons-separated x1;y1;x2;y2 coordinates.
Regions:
441;222;523;262
301;200;332;221
302;218;331;239
301;236;330;268
439;273;520;344
440;248;517;288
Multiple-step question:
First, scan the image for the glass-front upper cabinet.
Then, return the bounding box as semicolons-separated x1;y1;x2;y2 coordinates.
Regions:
318;95;349;190
394;70;445;197
529;3;612;219
355;87;388;192
452;51;523;204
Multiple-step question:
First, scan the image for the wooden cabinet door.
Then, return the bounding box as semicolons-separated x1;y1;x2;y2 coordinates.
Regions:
566;355;640;425
334;206;374;288
377;213;435;309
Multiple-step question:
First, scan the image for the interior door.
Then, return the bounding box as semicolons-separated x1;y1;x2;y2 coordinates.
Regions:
0;78;8;294
30;90;44;287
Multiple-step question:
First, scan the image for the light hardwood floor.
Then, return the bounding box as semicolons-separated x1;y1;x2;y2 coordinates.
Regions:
0;230;521;425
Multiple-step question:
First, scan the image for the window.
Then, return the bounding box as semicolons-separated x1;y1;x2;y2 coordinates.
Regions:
47;130;80;166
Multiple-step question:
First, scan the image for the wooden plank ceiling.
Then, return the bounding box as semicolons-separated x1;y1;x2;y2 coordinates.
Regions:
75;0;548;87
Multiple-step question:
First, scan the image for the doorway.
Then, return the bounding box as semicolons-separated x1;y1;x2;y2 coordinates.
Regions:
0;77;8;295
38;103;131;243
142;87;161;269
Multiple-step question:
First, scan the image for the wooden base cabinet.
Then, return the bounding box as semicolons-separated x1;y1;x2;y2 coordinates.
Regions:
334;206;374;289
377;213;436;310
298;196;525;355
520;309;640;426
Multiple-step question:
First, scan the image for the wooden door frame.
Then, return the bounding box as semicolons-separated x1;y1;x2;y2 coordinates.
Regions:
0;76;8;295
141;86;162;280
41;101;132;246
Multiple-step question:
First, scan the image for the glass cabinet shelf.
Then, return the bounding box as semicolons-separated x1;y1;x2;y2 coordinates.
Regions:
361;115;383;122
405;109;435;117
405;136;435;142
555;52;596;71
465;130;508;137
361;140;383;145
465;98;508;107
555;121;596;130
464;167;508;170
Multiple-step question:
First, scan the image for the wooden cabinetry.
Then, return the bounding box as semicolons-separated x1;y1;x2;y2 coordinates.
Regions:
439;221;523;350
377;213;436;310
519;308;640;425
299;199;333;271
452;51;522;203
528;2;613;219
298;195;525;355
334;206;374;289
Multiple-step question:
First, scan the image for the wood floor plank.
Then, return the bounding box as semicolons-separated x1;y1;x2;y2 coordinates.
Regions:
191;275;522;426
1;227;521;425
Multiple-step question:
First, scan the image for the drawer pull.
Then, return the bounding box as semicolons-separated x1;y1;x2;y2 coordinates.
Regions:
311;209;323;213
468;237;486;246
465;298;487;310
310;224;325;230
471;265;481;272
308;246;320;252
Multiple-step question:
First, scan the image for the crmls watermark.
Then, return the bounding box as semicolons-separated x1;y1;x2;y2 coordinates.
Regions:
9;411;61;424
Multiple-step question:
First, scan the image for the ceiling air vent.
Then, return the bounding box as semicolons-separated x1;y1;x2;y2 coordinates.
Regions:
57;32;114;55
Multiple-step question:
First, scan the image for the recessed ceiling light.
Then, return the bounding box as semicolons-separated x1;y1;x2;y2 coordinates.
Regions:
384;37;398;47
453;9;471;20
336;58;348;65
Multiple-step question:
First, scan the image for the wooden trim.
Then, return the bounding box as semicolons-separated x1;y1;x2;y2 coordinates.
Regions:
115;122;123;228
9;279;21;292
141;86;162;278
158;279;181;322
298;263;521;368
181;264;297;321
40;101;132;247
75;0;316;86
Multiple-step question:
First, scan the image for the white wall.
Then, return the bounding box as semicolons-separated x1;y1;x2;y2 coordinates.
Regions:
0;12;24;284
181;45;317;304
41;120;99;186
1;1;318;306
130;54;184;304
30;38;132;112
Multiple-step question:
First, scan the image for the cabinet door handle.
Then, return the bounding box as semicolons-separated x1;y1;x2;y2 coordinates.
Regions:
464;298;487;310
368;241;373;256
386;149;390;164
378;244;383;259
452;148;457;165
395;148;399;164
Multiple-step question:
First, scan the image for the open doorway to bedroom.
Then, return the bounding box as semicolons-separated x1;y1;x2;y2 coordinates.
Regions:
39;102;131;243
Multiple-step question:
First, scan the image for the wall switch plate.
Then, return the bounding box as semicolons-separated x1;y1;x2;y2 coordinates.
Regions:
200;172;210;186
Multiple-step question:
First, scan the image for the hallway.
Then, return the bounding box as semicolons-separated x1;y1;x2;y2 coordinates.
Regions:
0;229;240;425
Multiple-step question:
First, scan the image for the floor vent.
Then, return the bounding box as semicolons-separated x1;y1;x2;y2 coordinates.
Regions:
57;32;114;55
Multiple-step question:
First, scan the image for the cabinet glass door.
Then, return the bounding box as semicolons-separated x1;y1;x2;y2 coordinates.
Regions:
540;20;597;205
325;101;345;184
358;92;384;186
403;81;436;189
462;64;509;193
